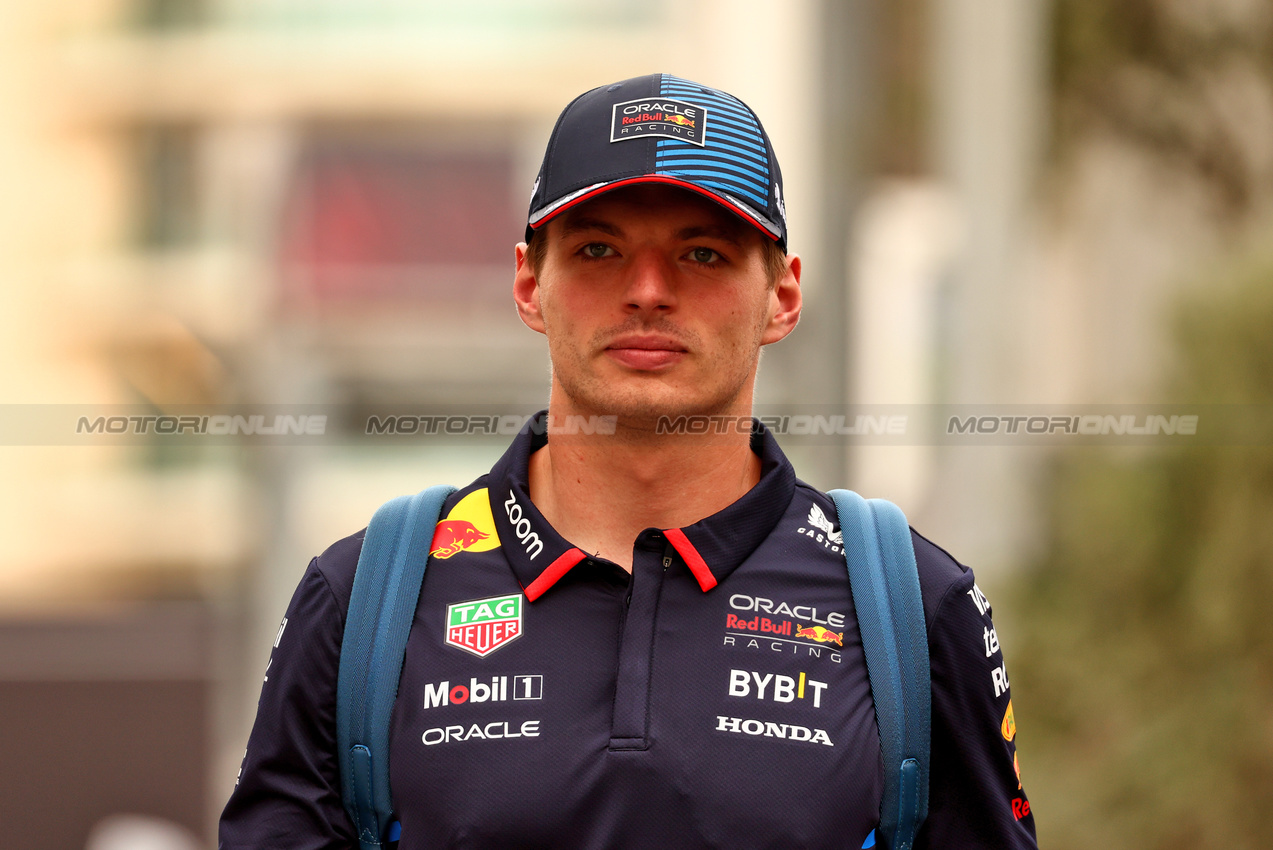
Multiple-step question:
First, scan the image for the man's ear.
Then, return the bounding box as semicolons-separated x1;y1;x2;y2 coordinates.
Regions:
760;253;802;345
513;241;547;335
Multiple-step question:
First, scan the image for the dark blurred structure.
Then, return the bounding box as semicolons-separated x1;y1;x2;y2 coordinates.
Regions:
0;605;213;850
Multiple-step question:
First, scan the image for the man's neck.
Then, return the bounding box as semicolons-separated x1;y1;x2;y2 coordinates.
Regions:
527;408;761;572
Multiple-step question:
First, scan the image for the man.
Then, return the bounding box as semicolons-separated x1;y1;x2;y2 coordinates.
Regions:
220;74;1037;849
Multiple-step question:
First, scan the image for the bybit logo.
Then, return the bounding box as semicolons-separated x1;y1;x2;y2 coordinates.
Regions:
727;669;828;708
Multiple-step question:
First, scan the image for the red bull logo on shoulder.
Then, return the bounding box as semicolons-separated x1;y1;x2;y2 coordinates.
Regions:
431;520;489;558
429;488;502;559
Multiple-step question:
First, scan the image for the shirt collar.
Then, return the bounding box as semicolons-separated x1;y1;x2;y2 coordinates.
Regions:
488;411;797;601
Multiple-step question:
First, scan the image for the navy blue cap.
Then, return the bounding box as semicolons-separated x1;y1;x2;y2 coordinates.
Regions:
527;73;788;251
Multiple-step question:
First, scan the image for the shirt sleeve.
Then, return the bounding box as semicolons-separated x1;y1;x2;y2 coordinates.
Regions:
916;569;1038;849
218;558;358;850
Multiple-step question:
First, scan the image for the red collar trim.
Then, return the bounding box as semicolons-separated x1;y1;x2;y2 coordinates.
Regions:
663;528;717;592
522;531;718;600
524;547;587;602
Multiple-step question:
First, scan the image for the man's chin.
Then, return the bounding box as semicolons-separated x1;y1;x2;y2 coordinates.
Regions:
550;369;755;433
572;394;749;436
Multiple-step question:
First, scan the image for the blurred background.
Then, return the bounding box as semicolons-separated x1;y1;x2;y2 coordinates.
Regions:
1;0;1271;847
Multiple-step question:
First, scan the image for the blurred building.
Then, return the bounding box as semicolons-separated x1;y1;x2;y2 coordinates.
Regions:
0;1;837;846
9;0;1250;845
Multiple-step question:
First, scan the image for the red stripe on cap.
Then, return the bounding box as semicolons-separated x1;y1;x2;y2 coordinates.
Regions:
524;547;587;602
663;527;717;592
531;175;779;242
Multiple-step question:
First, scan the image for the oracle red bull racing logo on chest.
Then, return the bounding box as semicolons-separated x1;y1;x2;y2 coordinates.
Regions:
610;97;707;146
430;489;501;559
445;593;523;658
724;594;848;662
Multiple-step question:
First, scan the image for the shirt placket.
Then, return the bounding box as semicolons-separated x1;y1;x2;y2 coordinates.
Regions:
608;529;674;751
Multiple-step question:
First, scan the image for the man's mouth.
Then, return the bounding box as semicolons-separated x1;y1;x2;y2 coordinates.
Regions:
604;334;688;371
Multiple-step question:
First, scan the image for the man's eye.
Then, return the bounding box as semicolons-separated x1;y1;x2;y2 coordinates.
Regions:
583;243;613;259
689;247;720;264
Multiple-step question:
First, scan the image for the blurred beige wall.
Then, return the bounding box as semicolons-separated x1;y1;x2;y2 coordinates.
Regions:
0;3;832;847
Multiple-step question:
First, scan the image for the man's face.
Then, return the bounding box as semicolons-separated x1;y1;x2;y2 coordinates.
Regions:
513;184;801;426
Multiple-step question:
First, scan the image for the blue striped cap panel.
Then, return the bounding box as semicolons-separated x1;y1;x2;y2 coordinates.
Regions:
654;74;772;212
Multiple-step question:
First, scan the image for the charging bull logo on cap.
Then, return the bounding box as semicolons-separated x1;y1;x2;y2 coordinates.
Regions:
611;97;707;146
430;488;502;559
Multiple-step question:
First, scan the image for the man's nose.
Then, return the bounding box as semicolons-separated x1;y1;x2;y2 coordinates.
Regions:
622;251;677;312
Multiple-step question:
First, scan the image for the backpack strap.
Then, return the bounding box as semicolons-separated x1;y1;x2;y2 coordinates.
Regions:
337;485;456;850
829;490;930;850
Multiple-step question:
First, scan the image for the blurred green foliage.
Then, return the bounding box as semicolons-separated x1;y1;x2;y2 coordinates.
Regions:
1007;245;1273;848
1050;0;1273;212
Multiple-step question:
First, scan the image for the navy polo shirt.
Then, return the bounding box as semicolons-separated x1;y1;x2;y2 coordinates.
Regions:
220;419;1037;849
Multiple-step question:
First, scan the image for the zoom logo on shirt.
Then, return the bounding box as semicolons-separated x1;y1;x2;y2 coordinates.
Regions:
503;491;544;559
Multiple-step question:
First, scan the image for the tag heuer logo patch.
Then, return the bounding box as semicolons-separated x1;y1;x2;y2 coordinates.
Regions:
610;97;707;146
445;594;523;657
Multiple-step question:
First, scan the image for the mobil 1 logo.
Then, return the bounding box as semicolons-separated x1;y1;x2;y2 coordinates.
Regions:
424;674;544;709
610;97;707;146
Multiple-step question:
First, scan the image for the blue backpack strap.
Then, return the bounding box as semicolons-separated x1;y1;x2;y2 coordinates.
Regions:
830;489;930;850
337;484;456;850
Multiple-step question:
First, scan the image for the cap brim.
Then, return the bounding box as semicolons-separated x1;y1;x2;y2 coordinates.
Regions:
527;175;783;244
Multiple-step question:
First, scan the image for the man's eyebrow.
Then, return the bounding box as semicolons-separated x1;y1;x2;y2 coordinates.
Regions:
556;217;624;239
674;225;745;247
